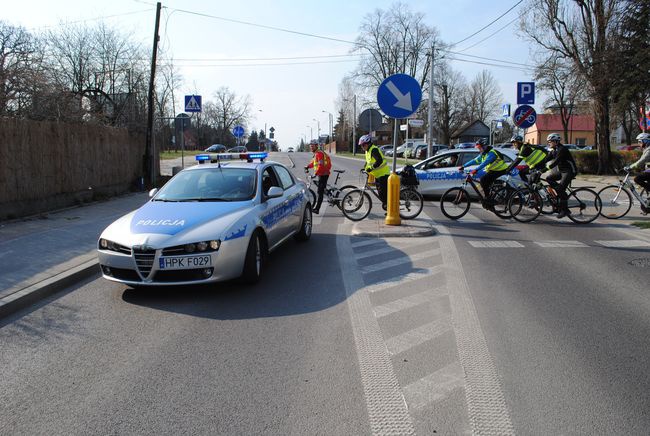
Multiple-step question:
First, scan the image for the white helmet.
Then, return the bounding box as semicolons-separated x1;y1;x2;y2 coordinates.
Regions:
547;133;561;142
358;134;373;146
636;132;650;145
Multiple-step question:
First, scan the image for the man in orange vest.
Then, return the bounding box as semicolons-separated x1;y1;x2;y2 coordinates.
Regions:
305;139;332;214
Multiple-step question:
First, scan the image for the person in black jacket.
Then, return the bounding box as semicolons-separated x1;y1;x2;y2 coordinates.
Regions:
544;133;577;219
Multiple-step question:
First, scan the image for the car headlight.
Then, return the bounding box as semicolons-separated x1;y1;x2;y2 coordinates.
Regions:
179;240;220;253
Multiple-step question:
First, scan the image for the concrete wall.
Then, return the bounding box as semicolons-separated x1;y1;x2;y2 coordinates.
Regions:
0;118;145;220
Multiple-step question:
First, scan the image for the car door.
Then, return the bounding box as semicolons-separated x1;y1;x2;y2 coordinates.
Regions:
272;164;302;234
259;166;289;248
415;152;464;195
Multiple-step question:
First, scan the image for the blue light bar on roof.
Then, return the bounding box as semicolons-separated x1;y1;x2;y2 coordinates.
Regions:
247;152;268;160
195;152;268;163
195;154;211;161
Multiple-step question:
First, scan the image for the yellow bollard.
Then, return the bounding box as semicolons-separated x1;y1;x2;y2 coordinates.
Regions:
385;172;401;225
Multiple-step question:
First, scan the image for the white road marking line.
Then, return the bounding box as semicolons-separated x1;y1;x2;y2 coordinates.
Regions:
354;239;437;261
351;238;385;249
595;239;650;248
534;240;589;248
365;265;444;294
467;240;524;248
385;316;453;356
373;287;447;318
402;362;465;411
360;248;442;274
336;222;416;435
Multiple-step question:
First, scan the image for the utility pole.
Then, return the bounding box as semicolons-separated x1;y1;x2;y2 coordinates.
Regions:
427;42;435;158
352;94;357;155
144;2;161;188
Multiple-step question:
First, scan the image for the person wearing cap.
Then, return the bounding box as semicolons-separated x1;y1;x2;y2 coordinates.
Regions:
457;138;509;206
505;135;548;184
358;134;390;209
544;133;577;219
304;140;331;214
625;132;650;213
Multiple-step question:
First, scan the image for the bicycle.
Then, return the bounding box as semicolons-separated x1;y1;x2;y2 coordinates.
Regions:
304;169;357;212
340;170;424;221
598;168;649;219
507;170;602;223
439;172;518;220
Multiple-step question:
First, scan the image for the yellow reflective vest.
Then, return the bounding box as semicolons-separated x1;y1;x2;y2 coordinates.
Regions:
365;145;390;178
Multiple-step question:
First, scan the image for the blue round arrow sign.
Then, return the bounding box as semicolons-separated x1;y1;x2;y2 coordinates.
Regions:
377;74;422;119
232;125;245;138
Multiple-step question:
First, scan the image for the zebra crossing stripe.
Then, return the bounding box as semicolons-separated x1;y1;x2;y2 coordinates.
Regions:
365;265;444;294
595;239;650;248
402;362;465;411
385;316;453;356
373;287;447;318
534;240;589;248
467;240;524;248
360;248;442;274
351;238;385;249
354;240;437;261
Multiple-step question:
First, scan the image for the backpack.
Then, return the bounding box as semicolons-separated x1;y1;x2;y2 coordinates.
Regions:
400;164;419;186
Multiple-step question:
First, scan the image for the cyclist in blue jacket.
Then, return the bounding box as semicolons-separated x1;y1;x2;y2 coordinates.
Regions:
458;139;510;206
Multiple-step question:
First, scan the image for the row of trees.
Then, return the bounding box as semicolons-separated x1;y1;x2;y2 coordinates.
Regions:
334;0;650;173
0;20;254;149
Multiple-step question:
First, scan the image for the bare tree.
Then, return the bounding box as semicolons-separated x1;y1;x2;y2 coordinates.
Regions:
205;87;252;145
520;0;625;173
534;53;588;142
463;70;503;125
434;62;468;144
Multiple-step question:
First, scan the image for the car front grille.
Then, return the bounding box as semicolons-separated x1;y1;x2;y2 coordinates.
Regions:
153;268;213;283
133;248;156;277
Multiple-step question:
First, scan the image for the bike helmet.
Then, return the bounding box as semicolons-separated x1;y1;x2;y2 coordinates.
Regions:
636;132;650;146
475;138;488;148
510;135;523;143
358;134;373;146
309;139;319;146
547;133;561;142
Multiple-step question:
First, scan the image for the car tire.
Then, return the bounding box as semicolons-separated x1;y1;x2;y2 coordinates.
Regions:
294;206;312;241
241;230;265;284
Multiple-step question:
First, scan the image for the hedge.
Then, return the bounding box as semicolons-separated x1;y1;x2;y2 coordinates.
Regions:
570;150;642;174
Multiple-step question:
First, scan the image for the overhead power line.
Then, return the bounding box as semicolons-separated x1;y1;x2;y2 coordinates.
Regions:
26;8;153;29
443;50;532;68
450;0;523;47
165;53;364;62
168;59;361;68
456;16;520;53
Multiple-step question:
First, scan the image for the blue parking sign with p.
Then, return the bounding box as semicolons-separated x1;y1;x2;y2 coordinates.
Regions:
517;82;535;105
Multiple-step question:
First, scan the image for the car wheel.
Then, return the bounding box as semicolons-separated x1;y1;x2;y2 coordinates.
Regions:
241;230;265;284
294;206;312;241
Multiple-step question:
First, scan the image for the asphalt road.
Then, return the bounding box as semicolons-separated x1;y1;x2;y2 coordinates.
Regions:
1;151;649;435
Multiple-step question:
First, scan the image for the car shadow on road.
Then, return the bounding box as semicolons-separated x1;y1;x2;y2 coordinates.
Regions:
121;232;422;320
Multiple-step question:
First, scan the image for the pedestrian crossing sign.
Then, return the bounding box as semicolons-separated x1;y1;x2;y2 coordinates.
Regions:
185;95;202;112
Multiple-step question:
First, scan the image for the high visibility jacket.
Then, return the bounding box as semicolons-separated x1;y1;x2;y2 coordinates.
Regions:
519;144;547;168
309;150;331;176
365;145;390;178
465;147;509;172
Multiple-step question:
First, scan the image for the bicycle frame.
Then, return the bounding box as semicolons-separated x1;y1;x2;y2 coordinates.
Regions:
616;172;649;206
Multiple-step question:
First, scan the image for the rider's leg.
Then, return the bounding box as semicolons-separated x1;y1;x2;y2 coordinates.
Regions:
376;175;389;209
634;172;650;192
555;171;574;218
518;166;529;184
313;174;329;213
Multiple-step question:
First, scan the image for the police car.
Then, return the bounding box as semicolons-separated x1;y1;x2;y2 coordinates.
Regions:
97;152;312;286
409;148;522;196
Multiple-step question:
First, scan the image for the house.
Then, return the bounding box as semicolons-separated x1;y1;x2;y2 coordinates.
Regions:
452;120;490;144
525;114;595;146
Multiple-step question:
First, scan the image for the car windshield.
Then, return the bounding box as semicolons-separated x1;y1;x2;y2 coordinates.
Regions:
153;168;257;202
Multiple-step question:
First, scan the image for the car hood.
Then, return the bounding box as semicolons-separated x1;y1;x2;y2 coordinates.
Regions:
101;201;252;246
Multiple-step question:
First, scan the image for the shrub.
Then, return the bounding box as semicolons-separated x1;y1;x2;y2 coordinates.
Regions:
570;150;641;174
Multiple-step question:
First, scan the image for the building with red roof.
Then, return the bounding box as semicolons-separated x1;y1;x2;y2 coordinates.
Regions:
524;114;596;146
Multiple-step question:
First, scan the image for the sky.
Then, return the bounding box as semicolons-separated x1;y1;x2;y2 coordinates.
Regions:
5;0;541;150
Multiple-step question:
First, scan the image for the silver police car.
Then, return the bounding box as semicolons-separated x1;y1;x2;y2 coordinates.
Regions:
97;152;312;286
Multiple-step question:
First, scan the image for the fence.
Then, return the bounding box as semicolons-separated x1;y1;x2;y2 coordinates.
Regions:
0;118;145;220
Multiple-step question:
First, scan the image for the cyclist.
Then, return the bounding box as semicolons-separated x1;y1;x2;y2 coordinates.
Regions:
458;138;510;208
359;134;390;210
505;135;548;184
544;133;578;219
304;139;331;214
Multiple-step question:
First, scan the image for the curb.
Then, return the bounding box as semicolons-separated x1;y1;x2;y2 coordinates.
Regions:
352;219;437;238
0;259;99;319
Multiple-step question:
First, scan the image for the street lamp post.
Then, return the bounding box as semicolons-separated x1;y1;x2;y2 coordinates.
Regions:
306;125;313;141
322;110;333;145
313;118;321;140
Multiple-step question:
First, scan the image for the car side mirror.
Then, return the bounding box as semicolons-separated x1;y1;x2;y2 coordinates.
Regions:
148;188;158;198
266;186;283;198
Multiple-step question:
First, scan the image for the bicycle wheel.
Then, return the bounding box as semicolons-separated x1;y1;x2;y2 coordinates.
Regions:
341;189;372;221
306;188;317;210
398;188;424;219
491;186;515;219
508;188;542;223
334;184;358;211
440;187;471;220
567;188;601;224
597;185;632;219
